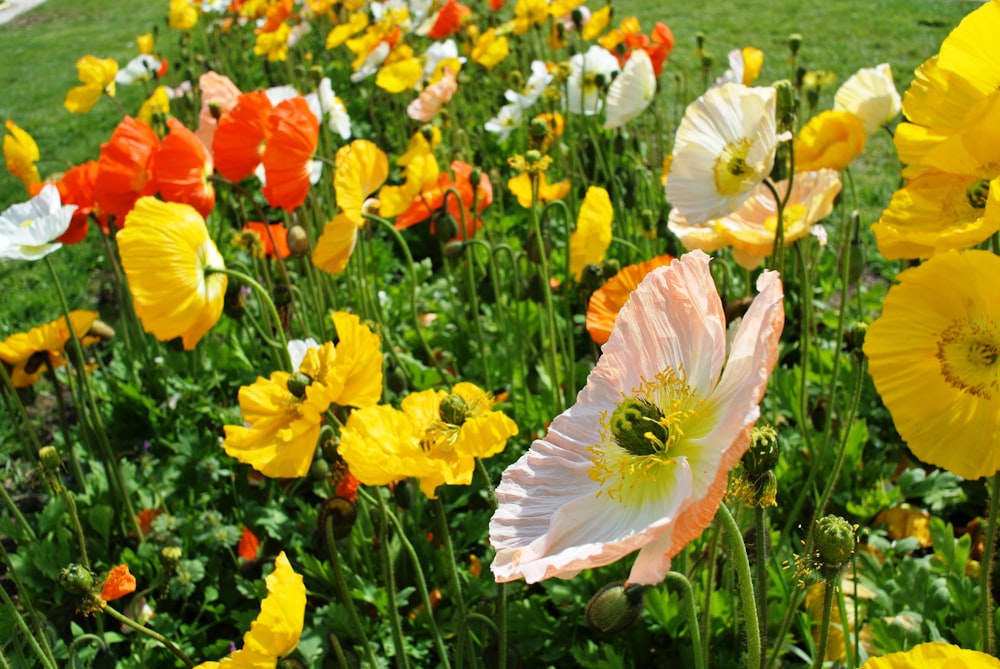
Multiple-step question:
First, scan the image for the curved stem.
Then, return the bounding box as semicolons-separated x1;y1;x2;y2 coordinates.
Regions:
324;515;381;669
103;604;193;667
664;572;706;669
207;267;291;369
718;504;761;669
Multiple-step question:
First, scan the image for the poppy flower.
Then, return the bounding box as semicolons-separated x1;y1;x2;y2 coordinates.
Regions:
714;47;765;88
3;120;40;189
512;0;549;35
262;97;319;211
0;184;76;261
833;63;901;136
375;45;424;93
118;197;228;350
586;254;674;345
858;642;1000;669
666;83;781;224
254;22;291;61
213;91;274;182
243;222;291;259
568;186;613;279
238;526;261;560
380;152;440;218
603;48;657;129
395;161;492;239
54;160;103;242
471;29;510;69
793;110;866;172
100;565;137;602
192;552;305;668
507;172;570;209
489;250;784;584
168;0;198;30
643;22;674;77
152;118;216;218
864;249;1000;480
116;55;165;85
668;168;842;269
0;309;100;387
64;56;118;114
333;139;389;225
407;67;458;122
93;116;159;225
427;0;471;39
339;382;518;499
565;45;621;116
223;314;383;478
195;72;242;152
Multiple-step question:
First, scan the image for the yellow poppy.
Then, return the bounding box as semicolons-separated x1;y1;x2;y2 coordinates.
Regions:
254;22;291;61
117;197;227;350
507;172;570;208
312;213;358;275
0;310;100;387
64;56;118;114
379;153;440;218
339;382;517;498
333;139;389;225
137;86;170;126
582;5;612;40
3;120;41;189
864;250;1000;480
471;29;510;69
376;47;424;93
136;33;155;55
193;552;305;668
168;0;199;30
568;186;613;280
793;110;866;172
223;313;383;478
326;12;368;49
512;0;548;35
858;642;1000;669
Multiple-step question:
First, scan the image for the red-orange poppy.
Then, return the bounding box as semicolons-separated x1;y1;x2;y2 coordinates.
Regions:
100;565;137;602
135;508;161;536
643;22;674;77
152;118;216;218
54;160;104;242
93;116;159;226
427;0;471;39
238;526;261;560
244;221;291;258
395;161;492;240
212;91;274;182
262;96;319;211
259;0;293;32
585;253;674;345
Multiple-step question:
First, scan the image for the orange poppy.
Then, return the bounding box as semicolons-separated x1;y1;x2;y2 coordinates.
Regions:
262;96;319;211
54;160;104;242
395;161;492;240
238;526;261;560
427;0;471;39
93;116;159;226
244;221;291;258
643;22;674;77
135;508;161;536
586;254;674;345
259;0;293;32
152;118;216;218
100;565;137;602
195;71;242;152
212;91;274;182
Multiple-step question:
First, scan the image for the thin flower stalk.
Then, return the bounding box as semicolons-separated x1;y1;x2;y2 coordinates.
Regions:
206;266;291;370
811;575;838;669
42;364;87;490
432;496;470;666
324;513;381;669
719;504;761;669
102;605;194;668
983;473;1000;655
664;571;706;669
374;491;411;669
0;543;56;669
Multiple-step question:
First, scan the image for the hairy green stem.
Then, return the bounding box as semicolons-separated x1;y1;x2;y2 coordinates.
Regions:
718;504;761;669
103;604;193;667
982;473;1000;654
664;571;706;669
324;515;381;669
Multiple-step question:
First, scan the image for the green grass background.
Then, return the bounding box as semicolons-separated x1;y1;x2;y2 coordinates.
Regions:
0;0;979;335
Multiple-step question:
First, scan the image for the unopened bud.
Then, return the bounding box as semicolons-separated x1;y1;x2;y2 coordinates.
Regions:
773;79;796;134
39;446;61;472
788;33;802;57
320;497;358;543
443;241;466;259
585;582;647;634
287;225;309;256
434;213;460;243
814;515;857;572
743;425;779;478
310;459;330;481
87;320;116;341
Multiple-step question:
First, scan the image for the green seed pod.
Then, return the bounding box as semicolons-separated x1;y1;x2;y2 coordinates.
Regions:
814;515;857;570
59;564;95;596
585;582;647;635
439;393;469;426
286;372;313;399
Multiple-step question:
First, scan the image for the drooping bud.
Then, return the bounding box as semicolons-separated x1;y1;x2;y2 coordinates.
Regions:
320;426;341;463
609;397;669;456
319;496;358;543
585;582;648;634
287;224;310;257
434;213;460;243
59;563;95;596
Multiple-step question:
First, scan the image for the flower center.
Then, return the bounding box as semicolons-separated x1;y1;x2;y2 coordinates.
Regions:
936;317;1000;400
589;367;703;505
966;179;992;209
713;138;756;196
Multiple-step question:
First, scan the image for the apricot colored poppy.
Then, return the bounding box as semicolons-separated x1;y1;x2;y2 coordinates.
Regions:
93;116;159;225
195;71;242;152
152;118;216;219
586;254;674;345
212;91;274;182
262;97;319;211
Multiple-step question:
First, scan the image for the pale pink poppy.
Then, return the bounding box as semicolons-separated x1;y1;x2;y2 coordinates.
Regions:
406;68;458;122
195;71;243;152
489;250;784;584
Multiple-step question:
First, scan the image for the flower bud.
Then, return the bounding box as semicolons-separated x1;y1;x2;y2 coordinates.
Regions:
602;258;621;279
434;213;460;243
813;514;857;571
287;224;310;257
788;33;803;58
525;229;552;264
320;497;358;543
87;320;116;341
443;241;467;259
39;446;61;472
773;79;796;134
161;546;182;567
310;458;330;481
286;372;312;398
743;425;779;478
59;563;95;596
320;426;341;463
585;582;647;634
845;321;867;357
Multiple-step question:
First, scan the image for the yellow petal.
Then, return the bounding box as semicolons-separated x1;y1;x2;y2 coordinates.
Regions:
569;186;613;279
